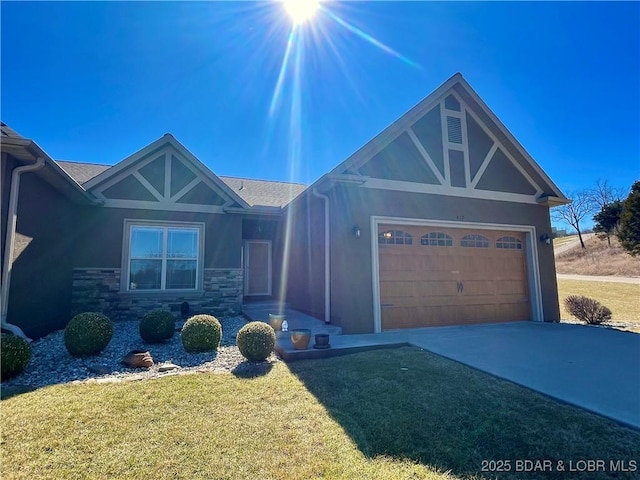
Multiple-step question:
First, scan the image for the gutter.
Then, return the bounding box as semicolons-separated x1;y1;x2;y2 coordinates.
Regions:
1;156;45;340
311;188;330;324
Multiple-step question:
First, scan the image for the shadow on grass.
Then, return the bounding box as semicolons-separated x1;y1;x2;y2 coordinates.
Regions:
231;361;274;379
0;384;37;400
286;346;640;480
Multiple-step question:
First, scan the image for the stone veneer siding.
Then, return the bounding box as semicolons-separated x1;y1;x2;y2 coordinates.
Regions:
72;268;243;321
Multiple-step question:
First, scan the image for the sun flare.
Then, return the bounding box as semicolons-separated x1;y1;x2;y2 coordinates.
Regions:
282;0;319;25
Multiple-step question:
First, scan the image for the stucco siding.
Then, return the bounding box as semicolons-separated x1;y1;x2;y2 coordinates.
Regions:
74;207;243;270
7;170;78;338
285;196;326;320
323;184;560;334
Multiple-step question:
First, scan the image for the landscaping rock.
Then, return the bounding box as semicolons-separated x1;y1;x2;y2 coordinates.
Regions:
1;316;277;388
158;362;180;372
86;364;112;375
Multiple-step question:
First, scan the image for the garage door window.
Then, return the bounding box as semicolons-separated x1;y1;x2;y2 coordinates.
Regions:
378;230;413;245
496;236;523;250
460;234;489;248
421;232;453;246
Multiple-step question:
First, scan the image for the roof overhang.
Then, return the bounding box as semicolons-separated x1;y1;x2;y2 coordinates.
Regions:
536;194;571;207
1;136;99;205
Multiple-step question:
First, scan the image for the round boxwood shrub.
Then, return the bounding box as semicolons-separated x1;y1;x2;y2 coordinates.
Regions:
181;314;222;353
237;322;275;362
139;310;176;343
64;312;113;357
1;333;31;381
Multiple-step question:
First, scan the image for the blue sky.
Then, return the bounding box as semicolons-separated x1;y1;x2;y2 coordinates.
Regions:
2;1;638;203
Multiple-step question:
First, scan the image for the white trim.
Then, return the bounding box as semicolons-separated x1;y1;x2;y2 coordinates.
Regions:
85;135;250;208
454;76;566;199
132;171;164;201
439;100;451;186
302;74;567;204
171;177;201;202
361;178;540;205
406;128;445;185
470;143;498;188
460;105;471;187
121;219;205;293
243;240;272;296
99;199;227;213
457;93;540;194
370;216;544;333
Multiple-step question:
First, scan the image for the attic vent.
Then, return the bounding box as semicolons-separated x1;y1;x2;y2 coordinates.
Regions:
447;116;463;144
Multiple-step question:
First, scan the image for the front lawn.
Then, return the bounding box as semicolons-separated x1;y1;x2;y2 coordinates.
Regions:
557;278;640;332
2;348;638;479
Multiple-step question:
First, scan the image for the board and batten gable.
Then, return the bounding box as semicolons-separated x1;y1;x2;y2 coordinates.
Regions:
70;135;252;320
287;73;567;334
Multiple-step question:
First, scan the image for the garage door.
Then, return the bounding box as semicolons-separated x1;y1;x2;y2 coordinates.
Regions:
378;225;530;329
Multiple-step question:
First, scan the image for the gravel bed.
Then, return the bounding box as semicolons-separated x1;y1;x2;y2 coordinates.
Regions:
3;316;280;389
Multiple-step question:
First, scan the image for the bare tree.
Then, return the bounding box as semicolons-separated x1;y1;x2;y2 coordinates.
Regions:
589;179;626;211
552;190;595;249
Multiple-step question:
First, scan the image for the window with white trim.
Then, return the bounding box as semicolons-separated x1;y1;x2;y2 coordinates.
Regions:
460;234;489;248
496;236;523;250
378;230;413;245
126;223;202;291
421;232;453;246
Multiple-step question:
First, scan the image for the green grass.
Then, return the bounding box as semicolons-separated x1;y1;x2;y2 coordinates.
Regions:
2;348;638;479
557;278;640;332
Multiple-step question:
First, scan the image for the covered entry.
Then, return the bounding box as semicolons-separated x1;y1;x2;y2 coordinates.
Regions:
377;223;531;330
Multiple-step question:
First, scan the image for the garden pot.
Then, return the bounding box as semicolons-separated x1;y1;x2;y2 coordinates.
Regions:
122;350;153;368
290;329;311;350
313;333;330;349
269;314;286;331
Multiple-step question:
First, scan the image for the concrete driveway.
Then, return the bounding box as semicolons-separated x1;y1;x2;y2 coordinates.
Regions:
406;322;640;429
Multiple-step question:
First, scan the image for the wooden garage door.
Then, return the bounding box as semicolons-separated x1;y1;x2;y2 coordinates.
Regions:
378;225;530;329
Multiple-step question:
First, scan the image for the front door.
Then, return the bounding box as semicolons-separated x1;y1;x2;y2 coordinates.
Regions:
244;241;272;296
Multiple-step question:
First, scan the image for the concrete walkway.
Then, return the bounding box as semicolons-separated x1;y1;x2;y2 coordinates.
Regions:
557;273;640;284
272;313;640;429
554;233;594;256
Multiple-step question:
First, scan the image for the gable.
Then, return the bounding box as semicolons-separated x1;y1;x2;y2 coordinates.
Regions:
322;74;568;206
85;136;245;213
350;89;543;203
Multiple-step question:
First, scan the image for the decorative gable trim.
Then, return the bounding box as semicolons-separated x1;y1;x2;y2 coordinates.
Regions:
311;73;568;206
84;134;249;212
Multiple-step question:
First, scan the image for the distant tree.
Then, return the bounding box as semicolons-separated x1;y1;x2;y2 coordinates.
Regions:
593;200;623;247
618;180;640;256
588;179;626;211
552;190;595;249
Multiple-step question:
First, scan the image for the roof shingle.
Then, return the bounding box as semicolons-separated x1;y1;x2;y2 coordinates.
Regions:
55;160;307;208
57;161;112;185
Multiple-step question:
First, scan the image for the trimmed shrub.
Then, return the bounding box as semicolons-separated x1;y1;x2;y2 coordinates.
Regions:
237;322;275;362
139;310;176;343
181;314;222;353
1;333;31;381
64;312;114;357
565;295;612;325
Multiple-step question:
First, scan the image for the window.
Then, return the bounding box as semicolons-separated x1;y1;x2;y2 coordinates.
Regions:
126;222;202;291
496;236;523;250
378;230;413;245
460;234;489;248
421;232;453;246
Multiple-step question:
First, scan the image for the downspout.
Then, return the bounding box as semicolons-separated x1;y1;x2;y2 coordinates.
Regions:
1;156;45;341
311;188;330;324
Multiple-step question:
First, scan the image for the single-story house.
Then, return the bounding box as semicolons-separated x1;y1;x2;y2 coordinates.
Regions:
1;73;569;339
